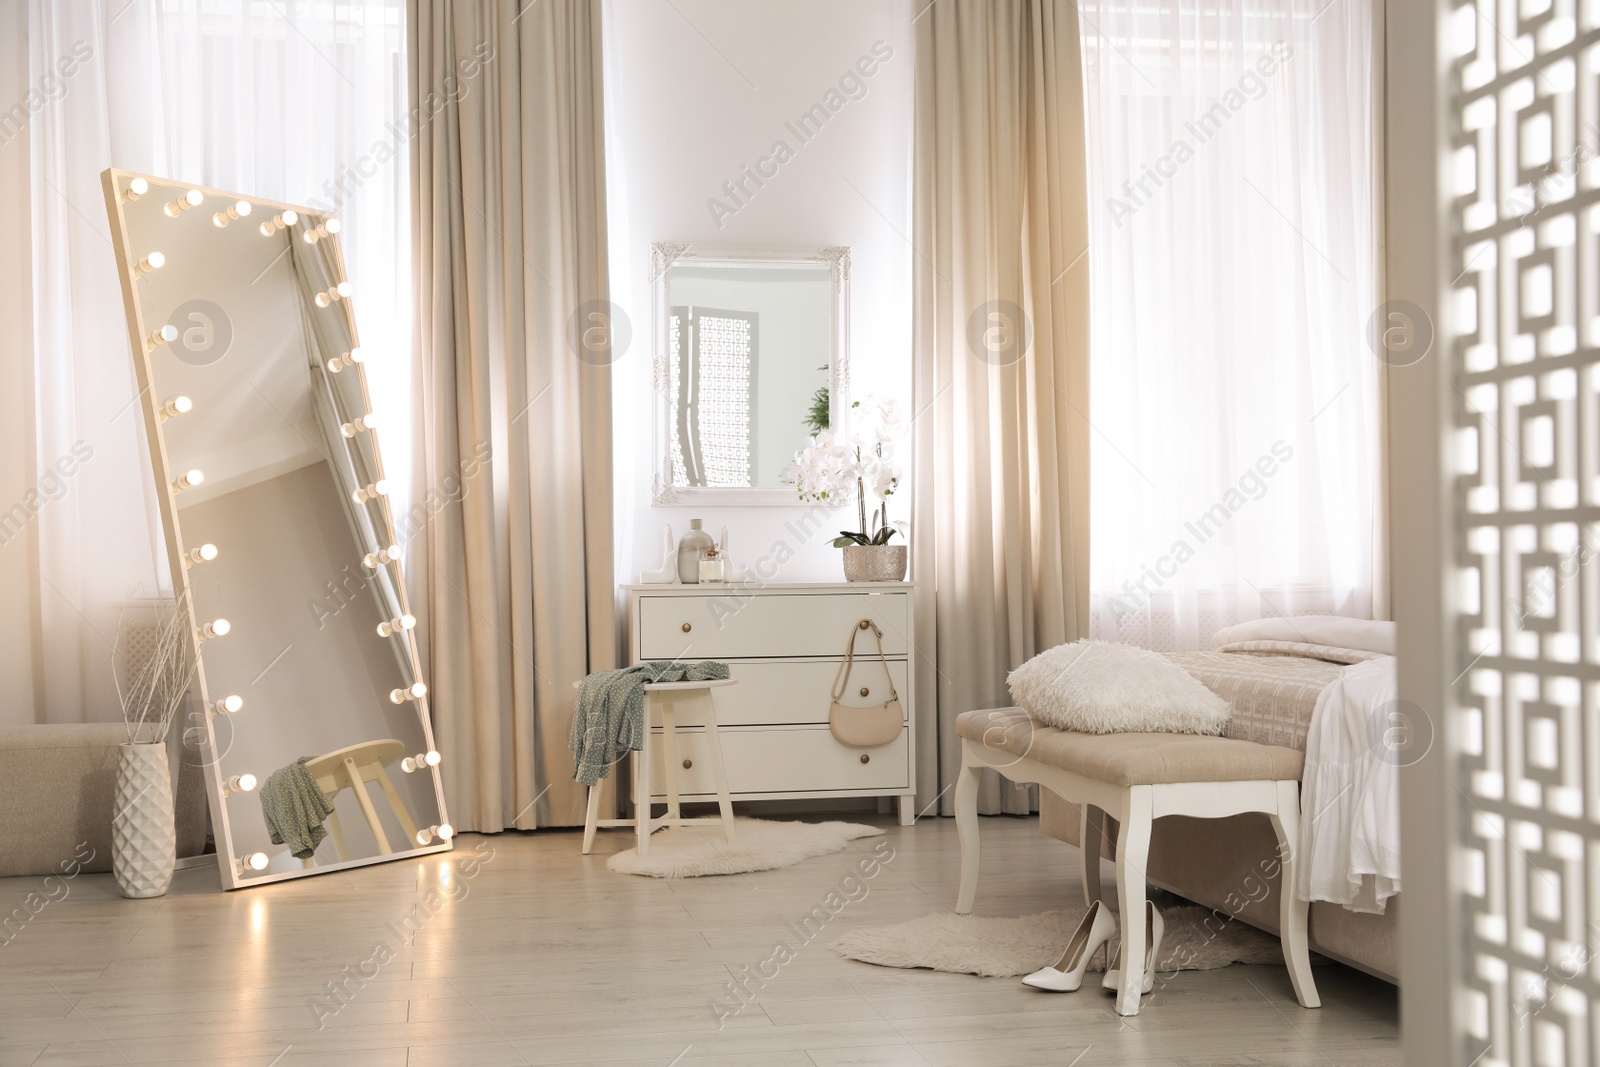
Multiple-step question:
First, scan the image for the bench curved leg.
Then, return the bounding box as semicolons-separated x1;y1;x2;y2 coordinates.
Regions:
1270;779;1320;1008
1080;803;1104;907
954;741;981;914
1114;785;1152;1017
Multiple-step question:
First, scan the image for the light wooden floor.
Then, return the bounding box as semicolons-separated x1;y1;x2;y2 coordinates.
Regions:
0;815;1400;1066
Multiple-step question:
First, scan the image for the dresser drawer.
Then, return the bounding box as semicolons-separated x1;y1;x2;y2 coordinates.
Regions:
639;725;910;798
714;659;909;726
636;592;909;660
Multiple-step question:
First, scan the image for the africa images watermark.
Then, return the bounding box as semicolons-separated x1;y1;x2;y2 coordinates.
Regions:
0;842;95;948
0;441;95;548
0;39;94;148
706;40;896;229
308;839;496;1029
709;840;896;1028
306;40;495;215
1101;440;1295;623
1107;40;1293;227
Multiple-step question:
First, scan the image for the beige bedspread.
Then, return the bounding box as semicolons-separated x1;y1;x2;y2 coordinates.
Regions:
1165;647;1346;751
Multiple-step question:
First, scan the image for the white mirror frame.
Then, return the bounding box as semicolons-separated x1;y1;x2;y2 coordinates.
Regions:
650;242;850;506
101;168;452;890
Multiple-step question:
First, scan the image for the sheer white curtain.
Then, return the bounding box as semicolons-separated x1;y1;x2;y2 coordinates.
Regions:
28;0;408;721
1083;0;1382;651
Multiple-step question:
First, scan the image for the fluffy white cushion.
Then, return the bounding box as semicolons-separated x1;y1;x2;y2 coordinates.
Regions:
1210;615;1395;656
1006;640;1230;736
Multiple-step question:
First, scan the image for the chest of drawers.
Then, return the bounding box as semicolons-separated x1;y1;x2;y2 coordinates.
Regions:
624;582;917;825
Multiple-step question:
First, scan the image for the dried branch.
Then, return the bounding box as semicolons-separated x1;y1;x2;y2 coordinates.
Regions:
113;593;199;746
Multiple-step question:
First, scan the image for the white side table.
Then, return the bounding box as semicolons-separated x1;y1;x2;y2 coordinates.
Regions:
579;678;738;856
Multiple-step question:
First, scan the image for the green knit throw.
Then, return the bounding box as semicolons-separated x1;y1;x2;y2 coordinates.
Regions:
570;661;730;787
259;757;336;860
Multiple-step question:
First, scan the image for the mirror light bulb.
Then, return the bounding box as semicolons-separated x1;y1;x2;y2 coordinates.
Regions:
121;177;149;202
186;543;218;565
145;324;179;351
132;252;165;279
327;347;364;373
209;694;243;716
415;828;433;845
364;545;401;569
225;773;257;795
376;613;415;638
303;217;341;243
260;209;299;236
164;189;204;217
437;823;454;840
158;394;192;421
341;413;378;437
241;852;269;873
314;281;354;308
172;469;204;492
201;618;231;640
389;684;428;705
402;749;441;769
353;479;389;503
212;200;252;227
423;747;439;764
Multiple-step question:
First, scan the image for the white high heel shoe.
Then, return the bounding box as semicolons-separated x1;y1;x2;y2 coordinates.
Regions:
1022;900;1116;992
1102;901;1165;995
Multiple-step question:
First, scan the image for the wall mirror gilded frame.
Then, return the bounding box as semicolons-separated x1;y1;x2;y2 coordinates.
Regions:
651;243;850;506
102;169;451;890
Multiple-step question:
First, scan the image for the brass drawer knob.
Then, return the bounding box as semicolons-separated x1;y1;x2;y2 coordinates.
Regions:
859;620;870;630
682;759;693;769
860;687;870;697
682;622;692;633
860;754;870;764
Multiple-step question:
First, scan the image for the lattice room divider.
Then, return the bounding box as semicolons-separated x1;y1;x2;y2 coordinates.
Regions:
1452;1;1600;1062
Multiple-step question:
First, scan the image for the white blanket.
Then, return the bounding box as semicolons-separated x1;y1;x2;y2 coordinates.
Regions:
1297;655;1400;913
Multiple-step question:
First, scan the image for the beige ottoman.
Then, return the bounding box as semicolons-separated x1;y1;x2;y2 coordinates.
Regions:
0;724;208;877
953;707;1316;1017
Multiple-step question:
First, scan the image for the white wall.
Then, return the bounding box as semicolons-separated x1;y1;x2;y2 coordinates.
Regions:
604;0;914;585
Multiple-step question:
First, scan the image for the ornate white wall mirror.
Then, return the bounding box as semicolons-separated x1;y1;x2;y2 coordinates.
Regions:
101;169;451;889
651;243;850;505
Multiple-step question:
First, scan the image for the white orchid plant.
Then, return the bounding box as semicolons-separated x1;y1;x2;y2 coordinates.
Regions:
790;395;905;547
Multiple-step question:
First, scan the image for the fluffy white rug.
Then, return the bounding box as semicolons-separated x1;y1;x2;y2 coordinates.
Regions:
606;818;885;878
834;904;1289;977
1007;639;1230;735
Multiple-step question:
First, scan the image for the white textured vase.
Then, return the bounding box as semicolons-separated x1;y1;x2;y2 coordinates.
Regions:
112;742;176;899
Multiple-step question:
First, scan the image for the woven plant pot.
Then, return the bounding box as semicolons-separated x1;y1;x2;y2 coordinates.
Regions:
842;544;908;582
112;742;176;898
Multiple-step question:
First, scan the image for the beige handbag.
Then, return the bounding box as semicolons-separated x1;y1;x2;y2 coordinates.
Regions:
829;620;905;748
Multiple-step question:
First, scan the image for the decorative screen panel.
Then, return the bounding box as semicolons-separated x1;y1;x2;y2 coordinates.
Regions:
693;312;753;487
669;305;754;488
1452;2;1600;1063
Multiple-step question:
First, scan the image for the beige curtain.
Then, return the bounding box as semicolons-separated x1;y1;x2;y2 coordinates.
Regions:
408;0;615;831
912;0;1091;816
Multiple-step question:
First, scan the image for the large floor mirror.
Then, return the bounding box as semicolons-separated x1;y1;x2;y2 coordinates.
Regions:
101;169;451;889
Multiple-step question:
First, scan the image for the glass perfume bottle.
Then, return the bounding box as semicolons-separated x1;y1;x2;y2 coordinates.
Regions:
698;546;725;584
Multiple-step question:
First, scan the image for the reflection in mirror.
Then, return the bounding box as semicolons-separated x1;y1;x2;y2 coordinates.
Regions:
653;247;849;504
103;169;450;889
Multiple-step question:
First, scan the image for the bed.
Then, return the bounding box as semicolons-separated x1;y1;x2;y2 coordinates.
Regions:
1036;618;1402;984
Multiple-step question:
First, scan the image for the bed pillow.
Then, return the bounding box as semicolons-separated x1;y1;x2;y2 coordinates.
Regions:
1006;639;1230;736
1210;615;1395;657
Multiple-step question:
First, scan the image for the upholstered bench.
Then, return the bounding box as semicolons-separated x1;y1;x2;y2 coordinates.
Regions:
953;707;1319;1016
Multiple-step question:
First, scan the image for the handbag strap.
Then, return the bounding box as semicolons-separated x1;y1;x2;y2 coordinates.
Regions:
831;619;901;704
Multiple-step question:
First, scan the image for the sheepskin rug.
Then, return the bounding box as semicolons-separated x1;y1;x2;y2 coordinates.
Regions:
833;904;1289;977
606;817;884;878
1007;639;1230;735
